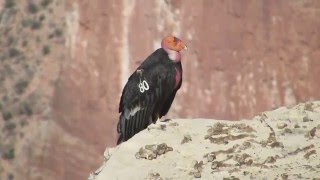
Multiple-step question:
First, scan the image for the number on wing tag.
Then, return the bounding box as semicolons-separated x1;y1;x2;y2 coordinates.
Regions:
138;80;149;93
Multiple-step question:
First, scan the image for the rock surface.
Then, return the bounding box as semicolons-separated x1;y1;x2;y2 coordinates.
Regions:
90;102;320;179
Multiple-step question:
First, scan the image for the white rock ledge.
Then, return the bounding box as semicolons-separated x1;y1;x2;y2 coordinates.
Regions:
89;102;320;180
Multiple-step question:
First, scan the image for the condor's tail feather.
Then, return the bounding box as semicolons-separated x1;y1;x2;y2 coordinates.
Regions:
117;114;125;145
117;105;154;145
117;133;123;145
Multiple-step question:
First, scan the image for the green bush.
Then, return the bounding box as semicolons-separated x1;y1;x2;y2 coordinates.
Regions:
2;95;9;102
8;48;20;57
2;111;12;121
36;36;41;43
4;64;13;75
7;173;14;180
41;0;52;7
20;101;32;116
28;3;39;14
42;45;50;55
39;14;45;21
20;120;28;127
22;40;28;47
31;20;42;30
2;148;15;160
5;0;15;9
2;111;13;121
21;18;31;28
54;28;63;37
14;80;29;94
4;122;16;131
7;36;14;46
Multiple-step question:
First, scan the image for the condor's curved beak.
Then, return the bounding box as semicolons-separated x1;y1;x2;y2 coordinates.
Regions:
177;40;188;51
183;44;188;50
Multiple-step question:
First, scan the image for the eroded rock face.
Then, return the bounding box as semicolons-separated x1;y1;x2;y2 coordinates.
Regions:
54;1;320;152
90;102;320;179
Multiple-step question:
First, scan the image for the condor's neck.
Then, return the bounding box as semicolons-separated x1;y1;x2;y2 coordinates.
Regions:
162;48;181;62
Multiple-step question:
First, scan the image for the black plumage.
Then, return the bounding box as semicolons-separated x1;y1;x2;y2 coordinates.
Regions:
117;48;183;144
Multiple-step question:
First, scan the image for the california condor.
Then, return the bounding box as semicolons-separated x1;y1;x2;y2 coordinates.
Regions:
117;35;187;144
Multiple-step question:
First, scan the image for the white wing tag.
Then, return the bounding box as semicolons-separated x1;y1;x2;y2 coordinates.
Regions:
138;80;149;93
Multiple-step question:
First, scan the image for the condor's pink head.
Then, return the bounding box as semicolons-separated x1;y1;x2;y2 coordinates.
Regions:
161;35;187;62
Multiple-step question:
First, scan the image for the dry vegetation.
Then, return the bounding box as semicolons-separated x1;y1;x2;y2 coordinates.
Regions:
0;0;65;179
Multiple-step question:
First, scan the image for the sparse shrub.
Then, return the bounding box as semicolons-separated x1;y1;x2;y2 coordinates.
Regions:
20;101;32;116
39;14;45;21
5;122;16;131
5;0;15;9
7;7;17;16
48;33;54;39
0;72;4;81
41;0;52;7
16;54;26;62
7;173;14;180
22;40;28;47
48;28;63;39
2;95;9;102
28;3;39;14
54;28;63;37
20;120;28;127
2;148;15;160
31;20;41;30
14;80;29;94
0;55;6;61
8;48;20;57
20;119;28;127
48;8;53;14
36;36;41;43
42;45;50;55
4;27;12;36
7;36;14;46
4;64;13;75
21;18;31;27
2;111;12;121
